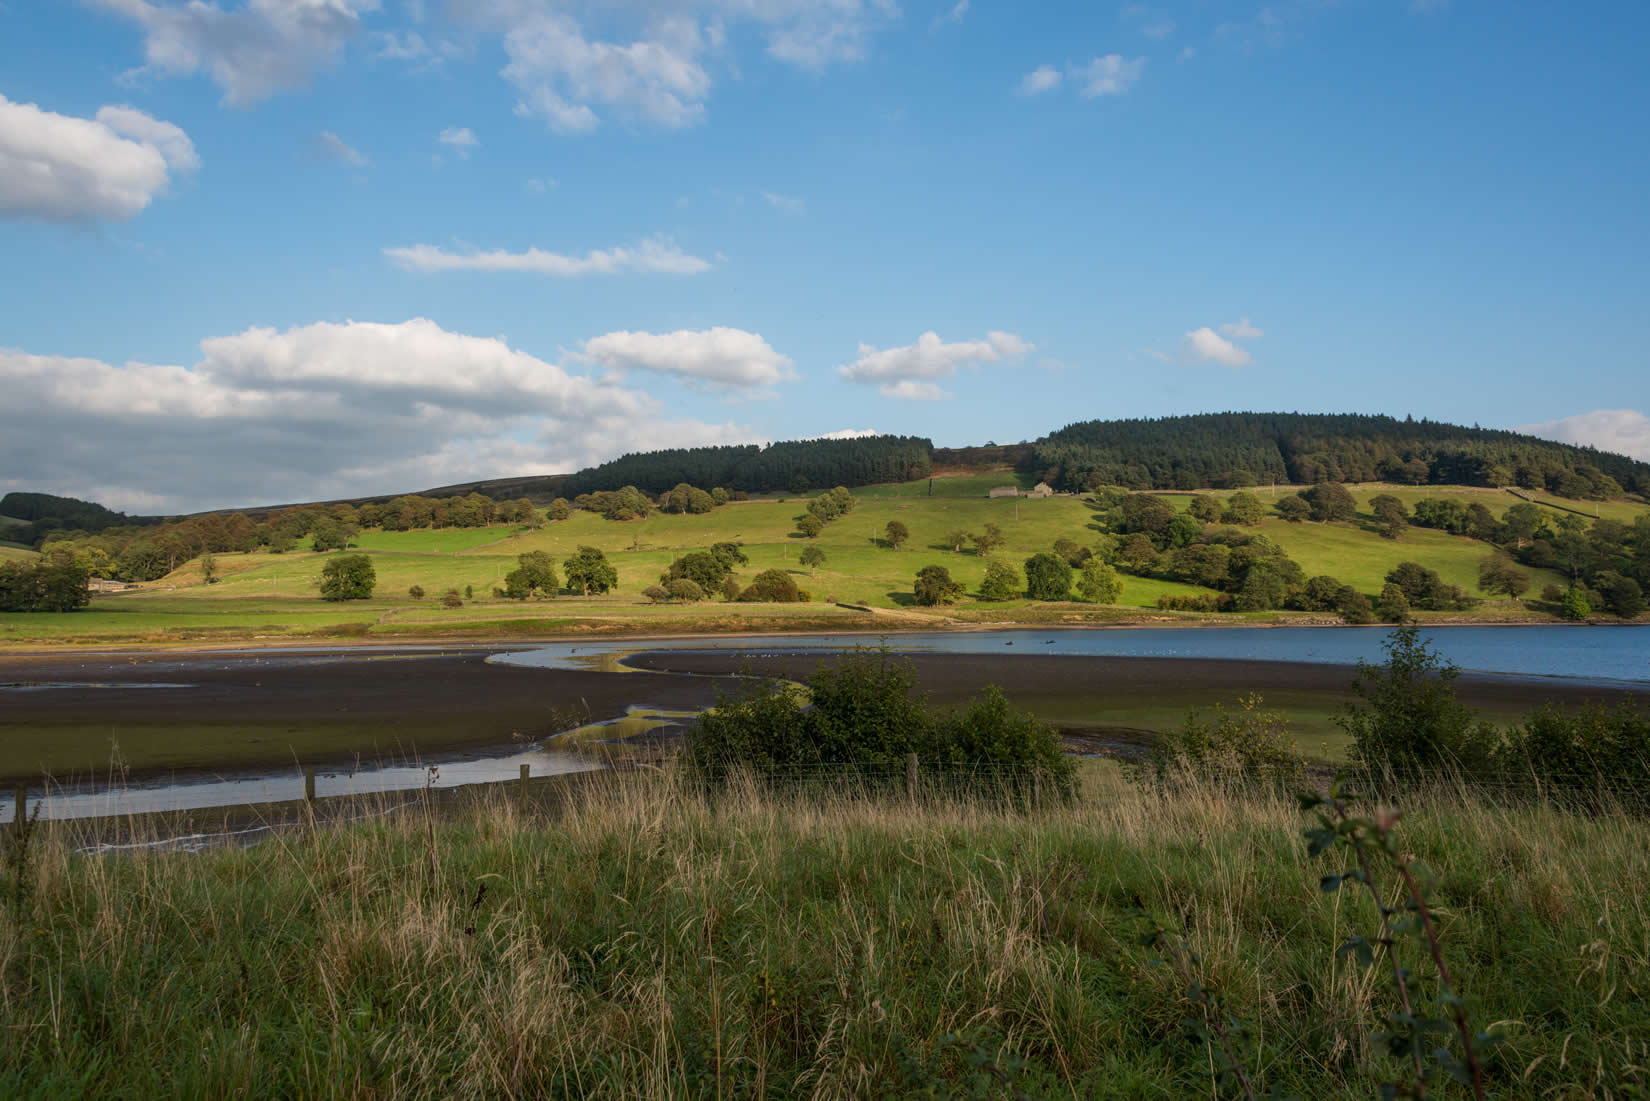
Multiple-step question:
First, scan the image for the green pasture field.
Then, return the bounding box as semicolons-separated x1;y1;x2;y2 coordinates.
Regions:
346;525;523;553
853;469;1036;498
0;545;37;561
4;483;1644;648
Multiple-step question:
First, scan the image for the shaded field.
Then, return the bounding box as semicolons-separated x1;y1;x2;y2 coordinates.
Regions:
2;768;1646;1097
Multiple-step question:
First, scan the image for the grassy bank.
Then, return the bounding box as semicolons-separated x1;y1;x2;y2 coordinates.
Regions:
2;766;1646;1097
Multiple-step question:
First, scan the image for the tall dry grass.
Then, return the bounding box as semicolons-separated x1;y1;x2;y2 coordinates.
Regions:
1;764;1647;1097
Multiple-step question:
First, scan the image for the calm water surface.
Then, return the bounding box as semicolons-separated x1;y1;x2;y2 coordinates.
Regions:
497;625;1650;685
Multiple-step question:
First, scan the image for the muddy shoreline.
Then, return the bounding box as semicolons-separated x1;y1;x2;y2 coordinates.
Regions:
7;637;1646;786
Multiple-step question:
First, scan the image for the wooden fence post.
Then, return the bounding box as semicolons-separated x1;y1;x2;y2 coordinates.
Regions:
905;753;919;799
519;764;530;815
1032;768;1043;811
304;767;316;804
11;783;24;837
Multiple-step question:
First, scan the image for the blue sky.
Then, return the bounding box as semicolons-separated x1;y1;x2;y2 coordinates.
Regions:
2;0;1647;513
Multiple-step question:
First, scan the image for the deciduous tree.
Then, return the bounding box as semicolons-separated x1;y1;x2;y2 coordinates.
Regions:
913;565;966;606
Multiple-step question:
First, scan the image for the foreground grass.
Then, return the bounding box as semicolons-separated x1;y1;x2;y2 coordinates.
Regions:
3;767;1646;1098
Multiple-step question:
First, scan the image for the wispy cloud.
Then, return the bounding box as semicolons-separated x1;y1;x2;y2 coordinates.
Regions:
762;191;805;215
384;236;712;276
313;131;367;166
437;126;478;156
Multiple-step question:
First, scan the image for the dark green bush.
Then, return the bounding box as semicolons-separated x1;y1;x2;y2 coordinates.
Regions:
683;647;1072;793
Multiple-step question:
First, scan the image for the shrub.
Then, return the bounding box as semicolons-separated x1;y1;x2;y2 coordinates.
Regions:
1560;586;1590;620
666;578;705;603
1144;694;1303;787
739;568;801;603
1155;593;1232;612
642;584;670;604
1336;626;1499;777
407;585;425;600
440;589;462;609
1498;702;1650;805
684;647;1071;792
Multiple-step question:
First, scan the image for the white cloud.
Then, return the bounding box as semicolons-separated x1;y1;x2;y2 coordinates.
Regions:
95;105;201;174
384;236;711;275
501;12;711;132
437;126;478;154
1183;327;1252;367
838;331;1034;399
524;176;556;194
314;130;368;165
1141;20;1175;39
812;428;881;439
762;190;804;214
758;0;899;69
1073;54;1146;97
454;1;896;131
0;319;759;512
580;327;796;390
1219;317;1264;339
1520;410;1650;462
95;0;376;107
1018;65;1062;95
0;95;197;222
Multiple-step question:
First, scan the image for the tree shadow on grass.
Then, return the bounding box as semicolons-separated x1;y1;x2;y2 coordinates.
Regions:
885;591;918;607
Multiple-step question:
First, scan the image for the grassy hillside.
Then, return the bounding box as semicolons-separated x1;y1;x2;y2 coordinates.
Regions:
3;768;1645;1098
0;545;37;562
2;484;1643;648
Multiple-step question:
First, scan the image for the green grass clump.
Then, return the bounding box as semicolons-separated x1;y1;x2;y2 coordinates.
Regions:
1;768;1646;1098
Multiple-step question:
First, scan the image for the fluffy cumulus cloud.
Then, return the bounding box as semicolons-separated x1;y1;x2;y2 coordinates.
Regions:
95;0;377;106
384;236;711;275
0;95;197;222
838;331;1034;400
580;327;796;391
1520;410;1650;462
1161;318;1263;367
0;319;758;512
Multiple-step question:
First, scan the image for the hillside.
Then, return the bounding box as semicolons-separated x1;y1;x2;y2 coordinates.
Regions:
1032;412;1650;496
9;475;1643;650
